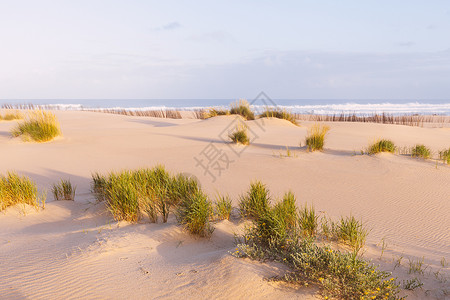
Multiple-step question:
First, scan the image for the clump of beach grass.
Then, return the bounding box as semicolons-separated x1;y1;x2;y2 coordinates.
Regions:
229;99;255;120
52;179;76;201
203;107;230;118
305;123;330;151
411;144;431;159
0;172;42;211
214;195;232;220
439;148;450;164
0;110;23;121
239;181;271;220
11;110;60;142
176;189;214;237
92;166;214;237
229;124;250;145
104;171;141;222
273;191;298;229
367;139;396;154
337;215;368;252
259;109;297;125
298;204;318;237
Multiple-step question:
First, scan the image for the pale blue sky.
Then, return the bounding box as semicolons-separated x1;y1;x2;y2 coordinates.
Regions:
0;0;449;99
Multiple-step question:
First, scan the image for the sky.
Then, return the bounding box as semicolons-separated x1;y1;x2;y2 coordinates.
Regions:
0;0;449;100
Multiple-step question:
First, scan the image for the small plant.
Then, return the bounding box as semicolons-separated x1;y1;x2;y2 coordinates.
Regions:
321;216;338;241
105;171;141;222
0;172;42;211
393;254;404;270
441;257;448;268
176;189;214;237
408;257;425;275
273;191;298;228
229;99;255;120
203;108;229;118
305;123;330;151
298;204;318;237
229;124;250;145
236;233;401;299
215;195;232;220
337;215;368;252
411;144;431;159
11;110;61;142
439;148;450;164
367;139;396;154
403;277;423;290
52;179;76;201
91;172;108;201
259;109;297;125
239;181;271;220
1;110;23;121
379;237;388;259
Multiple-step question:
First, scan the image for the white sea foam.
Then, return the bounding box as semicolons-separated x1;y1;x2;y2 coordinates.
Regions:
5;101;450;115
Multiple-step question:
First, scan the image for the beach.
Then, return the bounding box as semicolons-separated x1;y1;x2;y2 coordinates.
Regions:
0;110;449;299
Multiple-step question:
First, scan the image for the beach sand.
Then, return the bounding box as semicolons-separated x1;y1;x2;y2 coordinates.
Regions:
1;111;449;299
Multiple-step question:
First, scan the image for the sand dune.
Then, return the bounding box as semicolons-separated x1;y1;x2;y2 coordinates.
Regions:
1;111;449;299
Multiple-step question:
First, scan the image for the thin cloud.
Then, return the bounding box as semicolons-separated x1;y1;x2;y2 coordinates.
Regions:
154;22;182;31
398;41;415;47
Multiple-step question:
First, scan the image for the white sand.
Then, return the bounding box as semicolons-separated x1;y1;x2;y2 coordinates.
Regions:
1;111;449;299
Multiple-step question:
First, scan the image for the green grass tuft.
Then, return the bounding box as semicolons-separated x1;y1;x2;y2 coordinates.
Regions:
305;124;330;151
229;124;250;145
368;139;396;154
259;109;297;125
11;110;60;142
439;147;450;164
203;108;230;118
337;215;368;252
214;195;232;220
176;189;214;237
52;179;76;201
411;144;431;159
92;167;214;237
298;204;318;237
1;111;23;121
229;100;255;120
273;191;298;229
0;172;42;211
239;181;271;220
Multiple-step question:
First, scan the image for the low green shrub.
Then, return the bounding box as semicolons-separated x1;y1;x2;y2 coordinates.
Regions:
411;144;431;159
11;110;60;142
259;109;297;125
368;139;396;154
52;179;76;201
229;100;255;120
0;172;42;211
236;216;400;299
305;124;330;151
239;181;271;220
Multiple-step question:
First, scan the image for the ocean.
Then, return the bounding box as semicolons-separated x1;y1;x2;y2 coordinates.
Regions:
1;99;450;116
